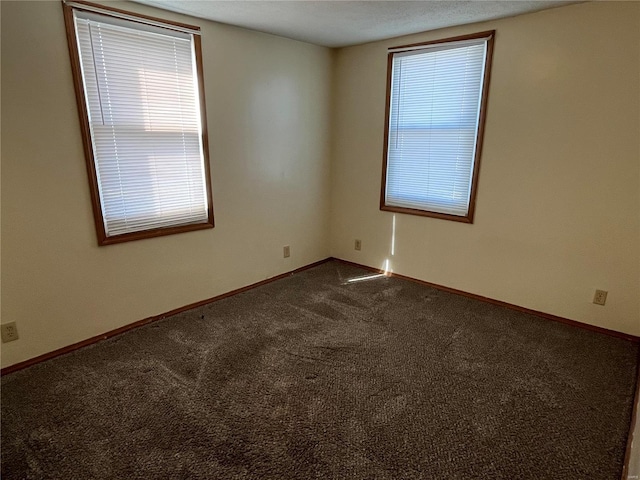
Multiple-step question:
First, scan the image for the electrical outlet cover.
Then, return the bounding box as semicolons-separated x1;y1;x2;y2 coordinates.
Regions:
1;322;19;343
593;290;608;306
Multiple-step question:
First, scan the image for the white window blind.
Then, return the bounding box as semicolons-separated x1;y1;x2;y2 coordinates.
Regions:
73;10;209;237
384;36;491;218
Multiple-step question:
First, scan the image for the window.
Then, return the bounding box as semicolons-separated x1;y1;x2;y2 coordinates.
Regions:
380;31;494;223
63;1;214;245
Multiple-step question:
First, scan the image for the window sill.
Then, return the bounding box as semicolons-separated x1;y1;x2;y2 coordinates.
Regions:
98;220;214;246
380;203;474;224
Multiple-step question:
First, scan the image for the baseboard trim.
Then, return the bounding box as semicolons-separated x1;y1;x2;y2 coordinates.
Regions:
3;255;637;374
333;257;639;344
0;257;332;376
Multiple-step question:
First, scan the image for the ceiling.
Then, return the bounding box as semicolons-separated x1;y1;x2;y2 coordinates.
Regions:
130;0;581;48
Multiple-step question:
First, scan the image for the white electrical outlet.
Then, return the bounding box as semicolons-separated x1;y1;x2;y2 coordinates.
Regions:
283;245;290;258
354;239;362;251
593;289;608;306
1;322;19;343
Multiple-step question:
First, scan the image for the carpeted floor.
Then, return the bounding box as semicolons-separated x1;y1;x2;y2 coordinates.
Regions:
1;260;638;479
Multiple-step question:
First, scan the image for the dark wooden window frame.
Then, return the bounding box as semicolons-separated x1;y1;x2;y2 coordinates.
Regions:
62;0;214;246
380;30;495;224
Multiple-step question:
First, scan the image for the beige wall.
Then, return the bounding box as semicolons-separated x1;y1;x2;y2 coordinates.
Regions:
330;2;640;336
0;1;333;367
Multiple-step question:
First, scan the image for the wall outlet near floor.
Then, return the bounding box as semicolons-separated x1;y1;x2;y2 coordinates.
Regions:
1;322;19;343
354;239;362;251
593;289;608;306
283;245;291;258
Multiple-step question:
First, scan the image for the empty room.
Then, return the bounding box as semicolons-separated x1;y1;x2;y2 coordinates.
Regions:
1;0;639;478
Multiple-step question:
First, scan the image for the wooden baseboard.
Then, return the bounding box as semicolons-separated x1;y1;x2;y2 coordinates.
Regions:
0;257;332;376
3;255;637;366
333;257;639;344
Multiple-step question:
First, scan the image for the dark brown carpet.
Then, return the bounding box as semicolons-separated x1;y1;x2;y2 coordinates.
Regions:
1;260;638;479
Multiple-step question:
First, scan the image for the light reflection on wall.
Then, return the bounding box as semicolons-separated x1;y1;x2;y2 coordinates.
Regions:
383;214;396;274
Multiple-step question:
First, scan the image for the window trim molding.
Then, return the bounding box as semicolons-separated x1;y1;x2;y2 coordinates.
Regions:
379;30;495;224
62;0;215;246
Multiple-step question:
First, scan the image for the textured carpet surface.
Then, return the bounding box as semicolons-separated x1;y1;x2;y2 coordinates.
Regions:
1;260;638;479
